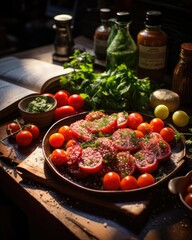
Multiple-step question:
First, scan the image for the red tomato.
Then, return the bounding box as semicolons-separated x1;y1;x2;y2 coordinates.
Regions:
65;139;78;149
6;122;20;135
128;112;143;130
112;128;140;152
187;184;192;194
184;193;192;208
137;122;153;135
78;147;103;174
54;90;69;107
85;111;106;121
120;175;138;190
50;149;68;166
117;111;129;128
150;118;164;133
24;124;40;140
49;133;65;148
103;172;121;190
160;127;175;142
134;130;144;138
54;105;76;121
58;125;73;141
70;119;93;141
16;130;33;146
68;94;84;110
137;173;155;188
66;144;82;165
86;115;117;134
116;151;136;177
134;150;158;173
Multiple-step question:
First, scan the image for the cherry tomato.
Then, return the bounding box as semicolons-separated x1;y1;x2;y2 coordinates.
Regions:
160;127;175;142
58;125;73;141
54;90;69;107
24;124;40;140
103;171;121;190
78;147;103;173
187;184;192;194
117;111;129;128
137;173;155;188
128;112;143;130
50;149;68;166
120;175;138;190
137;122;153;135
65;139;78;149
134;130;144;138
184;193;192;208
16;130;33;146
68;94;84;110
150;118;164;133
54;105;76;121
6;122;20;135
49;133;65;148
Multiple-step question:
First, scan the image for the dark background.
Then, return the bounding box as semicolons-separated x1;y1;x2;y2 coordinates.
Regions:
1;0;192;75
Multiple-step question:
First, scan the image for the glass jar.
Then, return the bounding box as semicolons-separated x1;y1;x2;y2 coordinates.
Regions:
106;12;137;70
137;11;167;85
93;8;111;60
172;42;192;105
53;14;74;63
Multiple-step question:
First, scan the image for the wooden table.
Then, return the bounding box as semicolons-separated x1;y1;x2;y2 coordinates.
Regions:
1;36;192;240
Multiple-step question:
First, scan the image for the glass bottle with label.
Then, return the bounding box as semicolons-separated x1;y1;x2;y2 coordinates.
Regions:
93;8;111;60
137;11;167;85
172;42;192;106
106;12;137;70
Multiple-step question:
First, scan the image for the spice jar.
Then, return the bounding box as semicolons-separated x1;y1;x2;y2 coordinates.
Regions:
172;43;192;106
137;11;167;85
93;8;111;60
53;14;74;63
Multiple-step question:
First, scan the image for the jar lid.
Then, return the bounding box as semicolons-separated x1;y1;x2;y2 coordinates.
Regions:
181;43;192;52
116;12;131;23
145;10;162;26
180;43;192;58
100;8;111;20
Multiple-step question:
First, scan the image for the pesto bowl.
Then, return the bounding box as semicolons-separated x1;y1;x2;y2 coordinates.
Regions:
18;94;57;128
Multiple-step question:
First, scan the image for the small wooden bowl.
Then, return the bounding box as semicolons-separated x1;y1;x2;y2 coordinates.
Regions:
18;95;57;128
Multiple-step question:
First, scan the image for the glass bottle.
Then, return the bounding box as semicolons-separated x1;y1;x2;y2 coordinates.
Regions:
172;42;192;106
107;18;117;47
93;8;111;60
53;14;74;63
106;12;137;71
137;11;167;85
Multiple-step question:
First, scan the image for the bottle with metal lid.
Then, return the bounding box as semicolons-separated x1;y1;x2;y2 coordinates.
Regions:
106;12;137;70
172;42;192;105
93;8;111;60
53;14;74;63
137;10;167;85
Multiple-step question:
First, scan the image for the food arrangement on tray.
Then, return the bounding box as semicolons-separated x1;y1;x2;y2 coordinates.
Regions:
42;110;186;194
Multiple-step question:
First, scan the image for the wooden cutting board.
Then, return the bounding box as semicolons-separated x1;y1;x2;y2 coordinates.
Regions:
15;146;152;220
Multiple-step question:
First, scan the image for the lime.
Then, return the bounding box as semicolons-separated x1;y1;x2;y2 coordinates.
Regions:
172;110;189;127
154;104;169;120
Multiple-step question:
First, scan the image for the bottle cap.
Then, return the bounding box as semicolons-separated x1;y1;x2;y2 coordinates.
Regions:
145;10;162;26
116;12;131;23
100;8;111;20
180;43;192;58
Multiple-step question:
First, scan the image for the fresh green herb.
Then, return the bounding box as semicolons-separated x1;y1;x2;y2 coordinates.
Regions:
27;96;54;113
60;50;152;111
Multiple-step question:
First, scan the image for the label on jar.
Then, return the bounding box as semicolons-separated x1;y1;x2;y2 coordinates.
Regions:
138;45;166;69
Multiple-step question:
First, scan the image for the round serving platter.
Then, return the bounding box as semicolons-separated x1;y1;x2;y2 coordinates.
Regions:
42;111;186;196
